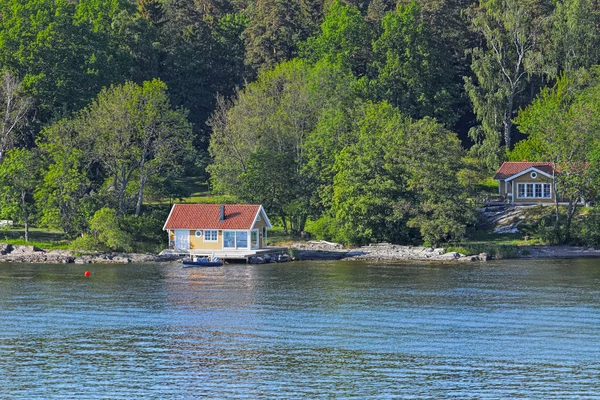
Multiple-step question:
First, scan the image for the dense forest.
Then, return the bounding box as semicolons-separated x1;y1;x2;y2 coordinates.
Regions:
0;0;600;250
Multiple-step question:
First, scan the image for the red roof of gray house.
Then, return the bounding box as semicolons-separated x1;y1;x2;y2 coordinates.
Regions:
163;204;265;230
493;162;556;180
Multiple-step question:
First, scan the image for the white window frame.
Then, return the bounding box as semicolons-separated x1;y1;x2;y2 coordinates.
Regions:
516;182;552;199
203;230;218;242
222;230;251;249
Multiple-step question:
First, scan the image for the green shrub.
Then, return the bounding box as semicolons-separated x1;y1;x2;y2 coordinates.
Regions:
446;243;519;259
305;215;343;242
70;235;105;252
573;208;600;247
535;215;562;245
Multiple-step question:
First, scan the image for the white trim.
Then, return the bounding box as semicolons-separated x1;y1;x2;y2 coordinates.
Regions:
259;205;272;228
162;204;176;230
512;180;515;203
222;229;251;250
250;205;273;230
505;167;553;182
516;182;552;199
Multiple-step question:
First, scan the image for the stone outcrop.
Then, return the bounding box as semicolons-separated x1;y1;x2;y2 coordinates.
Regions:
291;241;477;262
0;243;180;264
291;241;600;262
479;205;534;234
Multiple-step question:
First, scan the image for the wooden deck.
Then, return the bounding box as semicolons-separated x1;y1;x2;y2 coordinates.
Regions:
188;247;286;263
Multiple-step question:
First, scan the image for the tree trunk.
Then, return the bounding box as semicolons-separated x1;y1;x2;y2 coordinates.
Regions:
503;95;514;150
118;165;128;214
22;190;29;242
553;177;560;226
299;214;307;233
135;173;147;217
280;210;288;234
564;200;578;244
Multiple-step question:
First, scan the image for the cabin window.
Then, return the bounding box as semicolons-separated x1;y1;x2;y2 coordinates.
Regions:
517;183;552;199
236;231;248;248
224;231;235;248
204;230;218;242
543;184;551;198
223;231;249;248
526;184;534;197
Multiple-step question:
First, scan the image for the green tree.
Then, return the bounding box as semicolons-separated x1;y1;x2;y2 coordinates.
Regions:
369;1;458;125
208;59;355;232
301;1;371;76
0;71;33;163
0;148;41;242
243;0;323;73
331;102;473;245
465;0;552;162
158;1;249;151
0;0;141;119
36;118;94;237
514;70;600;242
76;79;192;216
549;0;600;74
89;207;133;252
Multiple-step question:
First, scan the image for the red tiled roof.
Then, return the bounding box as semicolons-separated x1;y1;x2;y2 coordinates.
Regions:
494;162;556;180
163;204;263;230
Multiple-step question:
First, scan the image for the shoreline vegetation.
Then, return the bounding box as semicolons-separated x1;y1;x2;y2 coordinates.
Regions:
2;1;600;256
2;241;600;265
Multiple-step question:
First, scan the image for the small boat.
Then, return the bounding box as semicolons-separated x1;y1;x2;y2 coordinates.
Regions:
182;256;223;267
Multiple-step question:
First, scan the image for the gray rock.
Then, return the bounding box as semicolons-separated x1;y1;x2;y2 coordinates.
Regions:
0;243;13;255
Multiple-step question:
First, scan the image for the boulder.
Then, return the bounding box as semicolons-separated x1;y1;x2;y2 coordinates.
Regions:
12;245;44;253
0;243;13;255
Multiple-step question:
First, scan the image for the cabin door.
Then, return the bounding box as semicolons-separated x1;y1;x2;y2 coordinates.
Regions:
174;230;190;250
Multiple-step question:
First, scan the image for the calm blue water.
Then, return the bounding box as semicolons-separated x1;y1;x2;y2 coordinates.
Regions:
1;259;600;398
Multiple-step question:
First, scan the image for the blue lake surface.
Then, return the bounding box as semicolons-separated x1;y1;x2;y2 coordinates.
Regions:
1;259;600;398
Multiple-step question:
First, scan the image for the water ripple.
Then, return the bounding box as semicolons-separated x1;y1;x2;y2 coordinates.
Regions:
1;259;600;398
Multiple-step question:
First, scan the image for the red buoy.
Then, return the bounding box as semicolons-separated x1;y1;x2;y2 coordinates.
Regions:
84;270;91;277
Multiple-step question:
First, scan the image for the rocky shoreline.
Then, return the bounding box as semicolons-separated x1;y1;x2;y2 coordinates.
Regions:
291;242;488;262
2;241;600;265
0;243;180;264
291;241;600;262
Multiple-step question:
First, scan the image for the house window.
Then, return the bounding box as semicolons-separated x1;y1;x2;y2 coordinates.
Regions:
223;231;249;249
517;183;552;199
236;231;248;248
543;183;551;198
224;231;235;248
195;230;202;238
256;214;261;221
530;171;537;179
204;230;218;242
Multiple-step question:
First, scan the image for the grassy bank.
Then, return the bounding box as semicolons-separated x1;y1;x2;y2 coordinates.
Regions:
0;228;70;250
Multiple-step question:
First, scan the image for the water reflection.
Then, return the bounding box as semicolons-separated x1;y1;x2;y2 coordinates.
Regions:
1;260;600;397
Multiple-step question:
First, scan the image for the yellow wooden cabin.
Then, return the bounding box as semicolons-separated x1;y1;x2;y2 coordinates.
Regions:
163;204;272;253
